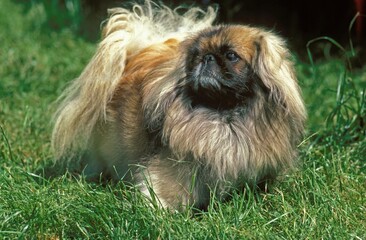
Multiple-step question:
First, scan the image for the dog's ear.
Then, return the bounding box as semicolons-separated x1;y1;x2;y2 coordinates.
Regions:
252;32;305;118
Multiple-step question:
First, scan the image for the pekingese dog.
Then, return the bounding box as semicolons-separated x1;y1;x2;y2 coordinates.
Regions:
52;1;306;210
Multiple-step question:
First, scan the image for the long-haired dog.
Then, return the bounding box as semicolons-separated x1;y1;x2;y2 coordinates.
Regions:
52;1;306;210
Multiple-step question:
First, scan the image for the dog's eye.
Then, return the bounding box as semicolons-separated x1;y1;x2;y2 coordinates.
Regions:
225;51;240;62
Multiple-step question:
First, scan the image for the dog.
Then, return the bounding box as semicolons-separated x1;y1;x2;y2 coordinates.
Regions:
52;1;306;210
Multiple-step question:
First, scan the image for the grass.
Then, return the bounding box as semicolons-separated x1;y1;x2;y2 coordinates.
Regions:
0;1;365;239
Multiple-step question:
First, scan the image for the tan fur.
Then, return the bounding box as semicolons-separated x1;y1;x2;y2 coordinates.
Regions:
52;1;306;210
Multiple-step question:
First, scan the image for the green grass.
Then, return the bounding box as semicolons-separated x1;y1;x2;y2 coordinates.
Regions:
1;1;365;239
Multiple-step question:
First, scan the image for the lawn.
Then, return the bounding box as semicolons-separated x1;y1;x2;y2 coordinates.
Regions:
0;1;365;239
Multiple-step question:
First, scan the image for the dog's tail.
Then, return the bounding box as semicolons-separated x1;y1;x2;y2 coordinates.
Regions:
51;1;217;159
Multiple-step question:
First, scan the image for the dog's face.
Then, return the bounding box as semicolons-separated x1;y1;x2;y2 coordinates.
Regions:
182;26;262;110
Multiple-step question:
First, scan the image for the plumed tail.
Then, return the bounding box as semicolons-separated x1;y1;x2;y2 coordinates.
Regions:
52;1;217;159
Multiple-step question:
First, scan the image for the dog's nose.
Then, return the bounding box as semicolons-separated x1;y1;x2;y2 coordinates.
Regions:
203;54;216;64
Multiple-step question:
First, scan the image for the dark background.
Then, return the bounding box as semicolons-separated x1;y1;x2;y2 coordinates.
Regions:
83;1;365;44
21;0;366;56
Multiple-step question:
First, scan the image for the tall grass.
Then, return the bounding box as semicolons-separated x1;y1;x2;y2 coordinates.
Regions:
21;0;83;32
0;1;365;239
304;15;365;147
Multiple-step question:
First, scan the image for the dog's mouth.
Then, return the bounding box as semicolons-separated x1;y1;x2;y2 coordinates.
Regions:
185;64;252;110
187;81;239;110
185;76;244;111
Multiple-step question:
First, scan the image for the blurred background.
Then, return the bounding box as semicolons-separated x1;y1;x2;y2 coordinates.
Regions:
16;0;365;55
